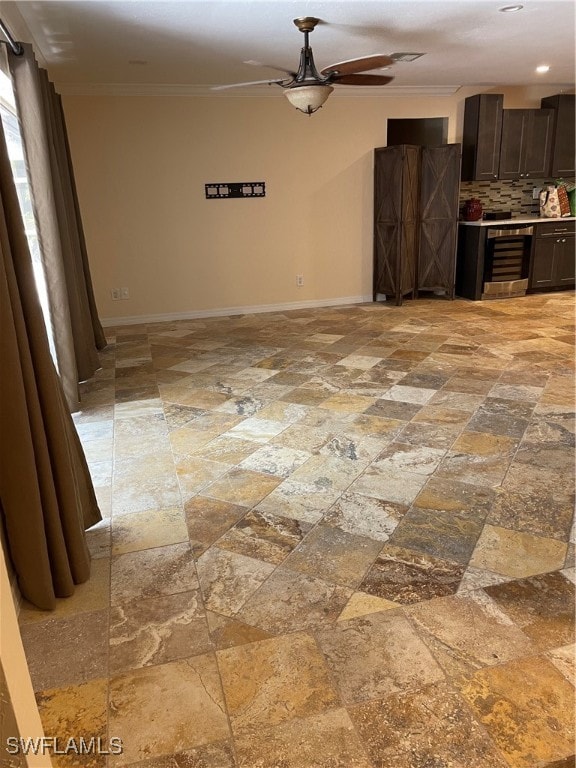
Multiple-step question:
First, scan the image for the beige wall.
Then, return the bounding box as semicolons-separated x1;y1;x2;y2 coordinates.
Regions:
62;86;570;324
62;91;463;322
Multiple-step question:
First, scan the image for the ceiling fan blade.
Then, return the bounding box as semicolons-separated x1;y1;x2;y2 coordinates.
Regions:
321;54;394;76
211;78;288;91
332;73;394;86
244;60;298;77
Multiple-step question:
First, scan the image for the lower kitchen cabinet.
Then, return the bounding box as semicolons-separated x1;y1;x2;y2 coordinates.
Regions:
529;221;575;291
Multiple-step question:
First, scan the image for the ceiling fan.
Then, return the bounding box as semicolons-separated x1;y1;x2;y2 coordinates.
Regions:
212;17;394;115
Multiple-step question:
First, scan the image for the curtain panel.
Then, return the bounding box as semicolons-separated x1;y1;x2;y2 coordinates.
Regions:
7;43;106;412
0;117;101;610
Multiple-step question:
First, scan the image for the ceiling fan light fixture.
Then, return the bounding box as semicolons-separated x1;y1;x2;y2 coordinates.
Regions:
284;84;333;115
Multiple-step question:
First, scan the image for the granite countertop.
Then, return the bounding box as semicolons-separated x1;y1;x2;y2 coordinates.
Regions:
459;216;576;227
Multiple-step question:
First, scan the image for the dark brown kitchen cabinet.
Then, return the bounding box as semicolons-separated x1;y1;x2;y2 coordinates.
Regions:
540;93;575;177
529;220;575;290
374;143;461;305
461;93;503;181
373;145;420;305
499;109;553;180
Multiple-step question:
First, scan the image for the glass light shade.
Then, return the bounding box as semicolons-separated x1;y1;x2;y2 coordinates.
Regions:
284;84;334;114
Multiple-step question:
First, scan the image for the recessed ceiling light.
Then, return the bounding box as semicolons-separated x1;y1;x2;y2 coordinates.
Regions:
536;65;550;73
499;5;524;11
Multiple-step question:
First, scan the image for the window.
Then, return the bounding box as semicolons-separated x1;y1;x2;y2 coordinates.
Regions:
0;66;56;364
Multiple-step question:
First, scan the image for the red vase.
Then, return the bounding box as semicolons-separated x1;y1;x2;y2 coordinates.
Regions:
463;198;483;221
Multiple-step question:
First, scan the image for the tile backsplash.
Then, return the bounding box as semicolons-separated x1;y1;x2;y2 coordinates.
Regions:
459;178;574;218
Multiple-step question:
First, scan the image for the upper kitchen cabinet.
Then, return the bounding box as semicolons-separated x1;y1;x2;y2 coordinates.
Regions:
461;94;503;181
499;108;553;180
540;93;575;178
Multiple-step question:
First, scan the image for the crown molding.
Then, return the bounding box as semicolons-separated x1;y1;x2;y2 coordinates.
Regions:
56;82;461;97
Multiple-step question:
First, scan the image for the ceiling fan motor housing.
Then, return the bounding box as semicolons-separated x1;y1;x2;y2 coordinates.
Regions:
291;16;332;86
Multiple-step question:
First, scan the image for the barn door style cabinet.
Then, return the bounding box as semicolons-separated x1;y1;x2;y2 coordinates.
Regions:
418;144;462;297
373;145;421;305
373;143;461;305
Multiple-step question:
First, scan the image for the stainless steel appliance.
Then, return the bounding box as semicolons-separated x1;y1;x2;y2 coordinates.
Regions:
482;224;533;299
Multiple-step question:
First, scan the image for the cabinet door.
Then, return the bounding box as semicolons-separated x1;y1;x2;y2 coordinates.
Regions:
522;109;553;178
499;110;526;179
541;94;576;177
555;236;576;285
499;109;553;179
461;94;503;181
529;237;555;288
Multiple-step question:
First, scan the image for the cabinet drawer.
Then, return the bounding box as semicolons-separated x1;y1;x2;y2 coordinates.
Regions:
534;221;575;238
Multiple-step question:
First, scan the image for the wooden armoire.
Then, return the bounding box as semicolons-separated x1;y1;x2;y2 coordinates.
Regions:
373;143;461;305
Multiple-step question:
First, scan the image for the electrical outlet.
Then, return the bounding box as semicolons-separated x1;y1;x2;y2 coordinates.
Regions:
120;287;130;299
111;288;121;300
532;187;542;200
296;275;304;287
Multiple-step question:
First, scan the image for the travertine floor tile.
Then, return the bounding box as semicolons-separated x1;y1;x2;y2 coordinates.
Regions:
26;293;576;768
109;590;210;674
322;491;407;541
111;508;188;556
237;567;351;633
358;545;465;604
109;655;230;766
348;681;509;768
196;547;275;616
21;611;109;690
217;632;339;734
405;592;536;677
118;741;236;767
184;496;247;556
457;656;575;768
111;542;197;605
201;467;281;507
389;506;485;565
234;709;373;768
470;525;568;578
283;524;382;588
215;509;312;565
483;571;575;650
315;609;444;704
35;678;108;768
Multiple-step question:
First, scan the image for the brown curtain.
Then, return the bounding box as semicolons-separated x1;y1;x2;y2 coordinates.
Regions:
0;116;101;610
7;43;106;412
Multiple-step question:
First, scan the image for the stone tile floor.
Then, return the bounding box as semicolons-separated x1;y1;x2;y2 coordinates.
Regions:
19;292;575;768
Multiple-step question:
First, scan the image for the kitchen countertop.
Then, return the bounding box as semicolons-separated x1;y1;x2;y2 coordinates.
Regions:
459;216;576;226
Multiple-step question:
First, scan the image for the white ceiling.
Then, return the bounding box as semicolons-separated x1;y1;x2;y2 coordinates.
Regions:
5;0;576;94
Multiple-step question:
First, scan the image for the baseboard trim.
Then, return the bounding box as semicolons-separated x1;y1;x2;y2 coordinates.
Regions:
100;295;375;327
